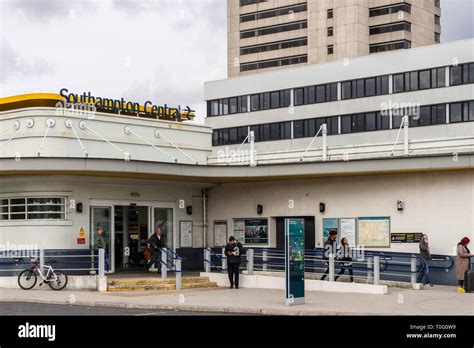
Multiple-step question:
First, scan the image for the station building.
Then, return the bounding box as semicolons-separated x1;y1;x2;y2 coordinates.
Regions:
0;39;473;284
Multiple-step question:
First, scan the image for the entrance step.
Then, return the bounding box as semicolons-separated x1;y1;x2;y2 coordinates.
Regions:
106;276;218;291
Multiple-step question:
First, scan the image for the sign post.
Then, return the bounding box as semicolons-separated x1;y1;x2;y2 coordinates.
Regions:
285;218;305;306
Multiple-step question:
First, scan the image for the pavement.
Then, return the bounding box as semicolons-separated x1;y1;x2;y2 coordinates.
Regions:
0;284;472;316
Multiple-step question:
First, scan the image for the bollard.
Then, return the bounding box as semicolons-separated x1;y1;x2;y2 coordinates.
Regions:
98;248;105;277
222;247;227;272
161;249;168;280
367;257;373;283
329;254;335;281
175;259;182;290
374;256;380;285
411;256;417;285
262;250;268;272
247;249;254;275
204;248;211;273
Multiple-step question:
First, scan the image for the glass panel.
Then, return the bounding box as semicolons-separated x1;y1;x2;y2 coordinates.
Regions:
470;102;474;121
341;115;352;133
229;97;238;114
91;206;112;272
211;101;219;116
419;70;431;90
270;91;280;108
366;112;376;131
316;85;326;103
153;208;173;249
437;67;446;87
450;65;462;85
393;74;404;93
250;94;259;111
294;120;304;138
365;78;376;96
449;103;462;123
341;82;351;99
294;88;304;105
409;71;418;91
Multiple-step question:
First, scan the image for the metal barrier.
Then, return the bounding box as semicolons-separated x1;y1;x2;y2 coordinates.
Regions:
0;248;105;276
205;247;454;287
158;247;185;289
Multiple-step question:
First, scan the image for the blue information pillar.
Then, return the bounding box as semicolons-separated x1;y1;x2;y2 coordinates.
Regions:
285;218;305;306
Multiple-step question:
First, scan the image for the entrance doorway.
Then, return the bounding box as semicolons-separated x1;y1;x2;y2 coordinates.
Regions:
90;201;175;273
276;217;315;249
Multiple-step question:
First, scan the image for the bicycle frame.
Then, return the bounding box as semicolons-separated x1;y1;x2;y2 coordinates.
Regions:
30;263;58;282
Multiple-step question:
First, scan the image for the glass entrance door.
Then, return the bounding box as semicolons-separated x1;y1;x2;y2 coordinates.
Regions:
91;206;114;273
152;207;174;250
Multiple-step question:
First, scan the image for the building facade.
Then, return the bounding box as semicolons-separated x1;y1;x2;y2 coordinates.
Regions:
229;0;442;77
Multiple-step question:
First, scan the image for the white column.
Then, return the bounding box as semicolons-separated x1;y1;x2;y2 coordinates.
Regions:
122;206;129;266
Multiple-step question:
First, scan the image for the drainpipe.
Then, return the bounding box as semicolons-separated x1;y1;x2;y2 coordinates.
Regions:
202;188;207;248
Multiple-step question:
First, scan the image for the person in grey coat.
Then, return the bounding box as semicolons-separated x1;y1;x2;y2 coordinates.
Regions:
417;234;433;287
456;236;474;293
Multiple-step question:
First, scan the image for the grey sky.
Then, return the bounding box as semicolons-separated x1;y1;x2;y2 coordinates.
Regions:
0;0;472;123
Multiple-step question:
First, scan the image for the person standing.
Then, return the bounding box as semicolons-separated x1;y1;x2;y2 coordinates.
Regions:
456;236;474;293
225;236;243;289
146;227;163;273
320;230;338;280
335;237;354;282
417;234;433;287
95;226;110;272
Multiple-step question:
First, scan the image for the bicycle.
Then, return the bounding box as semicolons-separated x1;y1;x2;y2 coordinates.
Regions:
18;259;68;291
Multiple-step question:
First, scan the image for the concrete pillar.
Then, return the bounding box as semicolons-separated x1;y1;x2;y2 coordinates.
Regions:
175;259;182;290
411;256;417;285
329;254;335;281
247;249;254;275
161;249;168;279
263;250;268;271
204;248;211;273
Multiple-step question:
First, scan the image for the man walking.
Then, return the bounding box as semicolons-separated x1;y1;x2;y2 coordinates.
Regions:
417;234;433;287
320;230;338;280
225;236;243;289
146;227;163;273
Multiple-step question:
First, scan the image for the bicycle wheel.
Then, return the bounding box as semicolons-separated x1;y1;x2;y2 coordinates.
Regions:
18;270;37;290
48;270;68;291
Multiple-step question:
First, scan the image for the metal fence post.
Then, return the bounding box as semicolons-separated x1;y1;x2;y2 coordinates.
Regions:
98;248;105;277
175;259;182;290
329;254;335;281
39;249;45;274
161;249;168;280
204;248;211;273
367;257;373;283
374;256;380;285
247;249;254;275
222;247;227;272
411;256;417;285
262;250;268;272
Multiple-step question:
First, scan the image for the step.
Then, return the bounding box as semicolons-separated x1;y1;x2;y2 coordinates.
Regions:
107;281;218;292
107;277;210;287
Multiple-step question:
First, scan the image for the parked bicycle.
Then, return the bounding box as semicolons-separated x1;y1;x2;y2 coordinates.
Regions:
18;258;68;291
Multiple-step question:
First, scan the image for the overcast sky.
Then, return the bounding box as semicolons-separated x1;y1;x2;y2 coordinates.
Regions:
1;0;473;123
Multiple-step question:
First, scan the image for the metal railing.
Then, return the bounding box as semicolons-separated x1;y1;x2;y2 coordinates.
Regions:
0;248;105;277
204;246;454;287
158;247;185;289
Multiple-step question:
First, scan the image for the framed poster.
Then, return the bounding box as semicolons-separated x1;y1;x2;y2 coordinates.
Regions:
179;221;193;248
322;218;339;242
358;217;390;248
233;218;268;245
340;218;357;246
285;218;305;306
232;219;246;244
214;221;228;247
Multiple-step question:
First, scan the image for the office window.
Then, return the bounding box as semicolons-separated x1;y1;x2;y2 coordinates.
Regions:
211;100;219;116
0;197;66;221
370;40;411;53
307;86;315;104
341;115;352;134
240;20;308;39
261;92;271;110
365;78;375;96
327;27;333;36
369;3;411;17
435;0;440;8
229;97;238;114
270;91;280;109
419;70;431;90
327;45;334;55
294;88;304;106
450;63;474;85
239;96;248;113
449;102;463;123
294;120;304;138
250;94;259;111
316;85;326;103
435;32;440;43
341;81;351;100
370;21;411;35
434;15;440;25
327;9;333;19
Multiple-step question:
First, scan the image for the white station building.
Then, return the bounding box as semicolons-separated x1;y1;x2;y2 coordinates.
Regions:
0;39;473;284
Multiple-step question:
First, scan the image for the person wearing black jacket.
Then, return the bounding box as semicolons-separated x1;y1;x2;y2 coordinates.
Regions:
225;236;243;289
335;237;354;282
320;230;338;280
145;227;163;273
